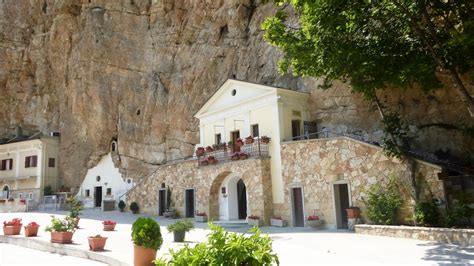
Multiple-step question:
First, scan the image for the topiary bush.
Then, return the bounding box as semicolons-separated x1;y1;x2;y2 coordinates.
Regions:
131;217;163;250
118;200;126;212
154;223;279;265
414;199;440;226
130;202;139;214
363;177;403;225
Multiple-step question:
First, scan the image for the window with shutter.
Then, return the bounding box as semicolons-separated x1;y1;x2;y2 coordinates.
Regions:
32;156;37;167
25;157;30;168
0;160;6;171
48;158;55;167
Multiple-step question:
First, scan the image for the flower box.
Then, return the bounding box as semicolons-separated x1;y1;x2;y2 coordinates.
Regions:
103;220;117;231
3;218;22;235
346;207;361;219
270;218;287;227
50;231;74;244
164;210;176;218
248;216;261;227
24;222;39;237
239;152;248;160
88;235;107;251
208;156;217;164
245;136;254;145
196;147;205;156
195;213;208;222
306;219;324;228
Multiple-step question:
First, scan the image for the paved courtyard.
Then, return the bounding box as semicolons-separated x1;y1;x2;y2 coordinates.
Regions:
0;209;473;265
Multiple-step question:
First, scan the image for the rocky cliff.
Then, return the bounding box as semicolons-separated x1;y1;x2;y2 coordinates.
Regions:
0;0;472;189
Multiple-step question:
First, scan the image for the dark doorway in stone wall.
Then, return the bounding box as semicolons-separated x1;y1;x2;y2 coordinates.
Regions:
237;179;247;220
185;188;195;218
158;189;166;216
94;186;102;207
334;183;350;229
291;187;305;227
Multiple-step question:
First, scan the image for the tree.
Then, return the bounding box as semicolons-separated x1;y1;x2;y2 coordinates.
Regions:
262;0;474;117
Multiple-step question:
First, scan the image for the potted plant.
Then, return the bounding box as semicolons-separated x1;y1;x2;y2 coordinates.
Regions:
194;212;207;222
207;156;217;164
7;198;14;202
239;152;249;160
118;200;126;212
130;202;140;214
260;136;271;144
245;136;254;144
236;138;244;146
24;221;40;237
20;199;26;205
103;220;117;231
0;199;5;203
167;219;194;242
270;216;287;227
346;206;361;219
205;146;214;153
45;216;76;244
231;152;240;160
132;217;163;266
66;196;83;228
200;159;209;166
247;215;261;227
306;215;323;228
3;218;22;235
196;147;205;156
88;234;108;251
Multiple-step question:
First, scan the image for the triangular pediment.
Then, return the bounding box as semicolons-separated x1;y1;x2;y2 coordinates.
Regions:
195;79;277;118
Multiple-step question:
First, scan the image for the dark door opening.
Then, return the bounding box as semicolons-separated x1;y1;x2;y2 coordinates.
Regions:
292;187;305;227
158;189;166;216
334;183;350;229
94;186;102;207
292;120;301;140
231;130;241;153
237;179;247;220
185;189;195;218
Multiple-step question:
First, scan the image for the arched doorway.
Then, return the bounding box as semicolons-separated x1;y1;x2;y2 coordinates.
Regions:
2;185;10;199
237;179;247;219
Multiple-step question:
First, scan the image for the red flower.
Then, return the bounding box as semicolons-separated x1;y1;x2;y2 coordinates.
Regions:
307;215;319;221
3;218;22;226
102;220;116;225
27;222;39;227
248;215;260;220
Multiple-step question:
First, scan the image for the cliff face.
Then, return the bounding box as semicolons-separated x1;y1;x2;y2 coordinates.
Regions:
0;0;472;188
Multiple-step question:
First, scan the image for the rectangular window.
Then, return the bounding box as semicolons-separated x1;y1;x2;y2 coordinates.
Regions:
28;193;33;199
1;159;13;171
85;189;90;197
25;155;38;168
215;133;222;145
106;188;112;196
48;158;55;168
18;193;23;199
251;124;259;137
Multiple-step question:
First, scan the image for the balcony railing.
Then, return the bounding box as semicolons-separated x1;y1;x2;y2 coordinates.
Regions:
197;138;270;167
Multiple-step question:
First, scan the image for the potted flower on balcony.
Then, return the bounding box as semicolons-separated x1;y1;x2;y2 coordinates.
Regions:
88;234;108;251
130;202;140;214
260;136;271;144
231;152;240;160
346;206;361;219
24;221;39;237
270;216;287;227
245;136;254;145
167;219;194;242
205;146;214;153
45;216;76;244
102;220;117;231
200;159;209;166
306;215;323;228
239;152;249;160
195;211;207;223
247;215;261;227
236;138;244;146
3;218;22;235
132;217;163;266
118;200;126;212
196;147;205;157
207;156;217;164
20;199;26;205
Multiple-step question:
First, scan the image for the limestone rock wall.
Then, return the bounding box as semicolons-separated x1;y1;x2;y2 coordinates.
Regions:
0;0;472;188
279;137;444;227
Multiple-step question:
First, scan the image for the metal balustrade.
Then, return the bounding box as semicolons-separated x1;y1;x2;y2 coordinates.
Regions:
197;139;270;166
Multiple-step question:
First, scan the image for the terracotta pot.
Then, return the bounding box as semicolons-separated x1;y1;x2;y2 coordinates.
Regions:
24;225;39;237
173;231;186;242
50;231;73;244
3;225;21;235
88;237;107;251
245;138;254;144
208;158;217;164
231;155;240;160
103;224;116;231
134;245;157;266
346;208;361;219
196;149;205;156
200;160;209;166
239;153;248;160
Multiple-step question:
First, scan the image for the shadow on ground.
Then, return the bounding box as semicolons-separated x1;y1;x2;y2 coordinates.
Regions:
419;242;474;265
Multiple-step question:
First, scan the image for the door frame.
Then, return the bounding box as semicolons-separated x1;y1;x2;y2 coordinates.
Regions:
184;187;196;218
289;184;306;227
158;188;167;216
331;180;353;229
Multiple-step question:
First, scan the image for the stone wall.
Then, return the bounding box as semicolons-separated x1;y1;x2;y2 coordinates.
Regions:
126;157;273;224
279;137;444;227
355;224;474;246
0;199;27;213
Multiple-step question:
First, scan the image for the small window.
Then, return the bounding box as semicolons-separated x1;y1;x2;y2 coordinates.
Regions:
1;159;13;171
106;188;112;196
48;158;55;168
251;124;259;137
96;176;101;182
85;189;90;197
25;156;38;168
231;89;237;96
111;142;116;152
215;133;222;145
18;193;23;199
28;193;33;199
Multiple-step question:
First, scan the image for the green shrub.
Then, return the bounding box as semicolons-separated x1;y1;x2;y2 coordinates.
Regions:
167;219;194;233
130;202;139;213
414;199;440;226
45;216;76;233
66;196;83;218
131;218;163;250
43;185;53;196
446;197;472;228
118;200;126;211
363;177;403;225
155;223;279;265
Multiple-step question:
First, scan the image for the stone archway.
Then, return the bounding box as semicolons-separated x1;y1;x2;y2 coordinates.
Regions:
2;185;10;198
209;171;232;220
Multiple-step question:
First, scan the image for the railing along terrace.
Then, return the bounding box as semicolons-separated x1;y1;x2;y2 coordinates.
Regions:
197;137;270;166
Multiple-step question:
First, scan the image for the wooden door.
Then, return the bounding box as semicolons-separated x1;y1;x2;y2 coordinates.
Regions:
231;131;240;152
158;189;166;216
292;187;305;227
335;184;350;229
185;189;195;218
94;186;102;207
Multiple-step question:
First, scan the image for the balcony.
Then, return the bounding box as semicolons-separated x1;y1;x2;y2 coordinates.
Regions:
197;138;270;167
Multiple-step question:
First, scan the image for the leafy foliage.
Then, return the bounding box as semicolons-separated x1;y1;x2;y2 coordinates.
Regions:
381;112;410;158
363;177;403;225
131;217;163;250
66;196;83;218
446;196;472;227
414;199;440;226
118;200;126;211
45;216;76;233
155;223;279;265
130;202;139;213
167;219;194;233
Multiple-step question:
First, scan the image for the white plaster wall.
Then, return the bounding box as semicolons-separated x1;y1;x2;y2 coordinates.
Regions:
77;153;132;208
